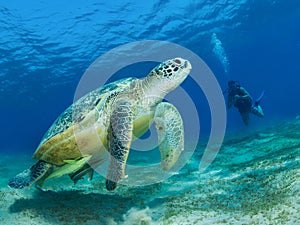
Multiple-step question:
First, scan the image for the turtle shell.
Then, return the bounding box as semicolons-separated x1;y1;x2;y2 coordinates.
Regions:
33;77;136;165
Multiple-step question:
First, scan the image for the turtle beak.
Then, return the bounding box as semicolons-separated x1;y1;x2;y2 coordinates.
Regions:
177;58;192;83
183;59;192;71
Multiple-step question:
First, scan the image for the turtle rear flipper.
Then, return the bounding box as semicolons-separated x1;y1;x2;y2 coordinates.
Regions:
8;161;51;189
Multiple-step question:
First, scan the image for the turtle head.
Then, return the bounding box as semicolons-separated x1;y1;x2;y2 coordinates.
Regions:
147;58;192;96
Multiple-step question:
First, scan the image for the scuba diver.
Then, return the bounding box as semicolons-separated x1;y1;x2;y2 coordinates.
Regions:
226;80;265;125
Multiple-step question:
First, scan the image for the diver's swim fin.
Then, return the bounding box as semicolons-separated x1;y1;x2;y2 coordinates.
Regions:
254;91;265;106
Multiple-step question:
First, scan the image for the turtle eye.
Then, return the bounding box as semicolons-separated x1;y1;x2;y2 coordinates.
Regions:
174;58;182;64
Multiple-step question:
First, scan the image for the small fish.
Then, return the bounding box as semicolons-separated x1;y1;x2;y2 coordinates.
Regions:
45;155;92;181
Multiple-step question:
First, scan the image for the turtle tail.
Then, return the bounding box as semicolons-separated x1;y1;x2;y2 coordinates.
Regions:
8;161;51;189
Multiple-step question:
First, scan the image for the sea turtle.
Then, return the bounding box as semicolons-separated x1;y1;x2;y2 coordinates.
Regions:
8;57;192;191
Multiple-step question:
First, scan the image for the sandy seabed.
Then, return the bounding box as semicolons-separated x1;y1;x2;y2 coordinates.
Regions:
1;118;299;225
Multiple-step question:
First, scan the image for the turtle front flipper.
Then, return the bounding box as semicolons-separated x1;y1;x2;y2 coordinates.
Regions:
106;99;133;191
154;102;184;170
8;161;52;189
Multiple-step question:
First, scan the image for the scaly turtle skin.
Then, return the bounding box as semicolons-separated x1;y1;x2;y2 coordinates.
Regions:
8;57;192;191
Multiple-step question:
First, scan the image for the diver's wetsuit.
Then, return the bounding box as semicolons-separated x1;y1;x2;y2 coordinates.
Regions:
227;81;264;125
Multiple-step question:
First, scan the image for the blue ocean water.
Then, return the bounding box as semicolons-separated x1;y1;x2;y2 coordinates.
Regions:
0;1;300;224
1;0;300;152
